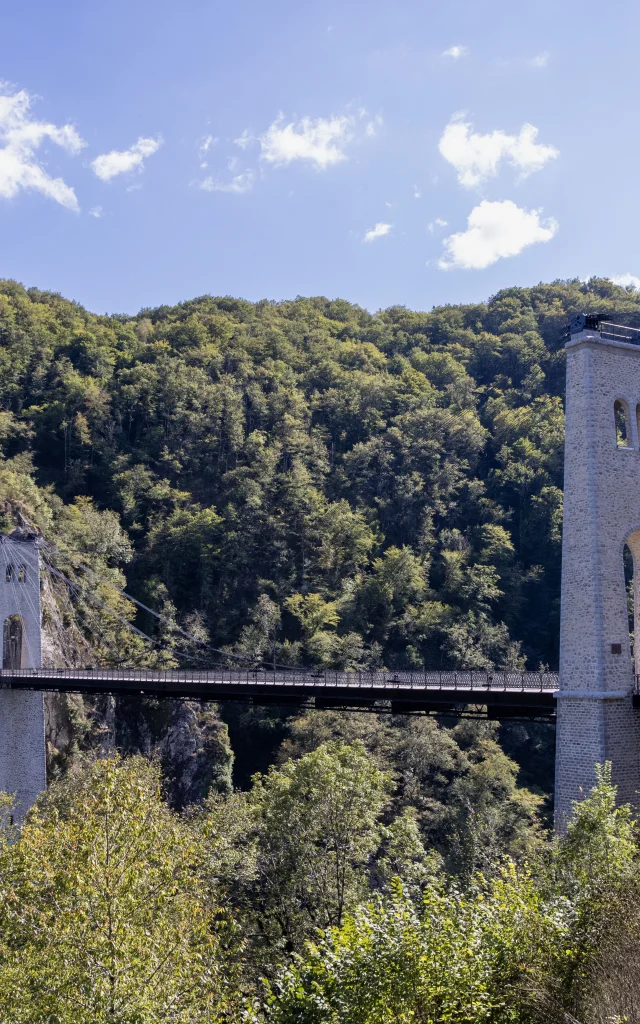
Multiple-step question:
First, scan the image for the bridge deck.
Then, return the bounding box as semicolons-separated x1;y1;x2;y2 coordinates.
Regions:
0;668;559;717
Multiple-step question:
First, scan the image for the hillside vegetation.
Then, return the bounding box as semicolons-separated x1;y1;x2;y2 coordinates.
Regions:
4;278;640;1021
1;276;639;798
0;752;638;1024
5;275;640;672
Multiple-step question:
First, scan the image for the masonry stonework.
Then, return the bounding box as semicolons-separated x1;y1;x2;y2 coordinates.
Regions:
0;533;47;817
556;329;640;824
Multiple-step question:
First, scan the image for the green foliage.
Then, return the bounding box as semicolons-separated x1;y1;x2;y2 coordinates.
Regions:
246;741;393;952
0;756;242;1023
4;275;631;676
543;763;640;1020
9;281;640;1004
555;762;638;894
259;872;563;1024
0;746;639;1023
278;712;543;877
254;761;640;1024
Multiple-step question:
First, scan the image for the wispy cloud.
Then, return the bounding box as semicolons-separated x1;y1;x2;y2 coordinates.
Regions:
529;51;550;68
200;170;255;194
442;45;468;59
259;114;354;169
234;130;253;150
439;200;558;270
413;185;422;199
199;134;217;155
198;134;217;166
612;274;640;290
439;116;559;187
0;85;85;210
89;205;103;218
363;221;392;243
92;136;162;182
428;218;448;234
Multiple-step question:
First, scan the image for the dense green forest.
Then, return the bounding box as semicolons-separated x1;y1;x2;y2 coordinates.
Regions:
5;275;640;675
4;277;640;1021
3;275;640;804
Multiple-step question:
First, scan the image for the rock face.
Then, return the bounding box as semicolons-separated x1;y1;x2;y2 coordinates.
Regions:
41;576;233;806
106;694;233;807
45;691;234;806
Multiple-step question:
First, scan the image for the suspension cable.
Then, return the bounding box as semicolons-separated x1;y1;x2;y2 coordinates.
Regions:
41;559;244;669
46;546;286;668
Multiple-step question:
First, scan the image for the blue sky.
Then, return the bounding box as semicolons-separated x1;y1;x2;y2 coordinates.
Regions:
0;0;638;315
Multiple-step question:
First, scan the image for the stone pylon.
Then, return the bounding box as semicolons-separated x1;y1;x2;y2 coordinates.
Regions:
0;531;46;818
556;325;640;825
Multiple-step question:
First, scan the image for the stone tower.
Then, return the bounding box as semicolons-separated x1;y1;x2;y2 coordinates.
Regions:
0;531;46;817
556;318;640;824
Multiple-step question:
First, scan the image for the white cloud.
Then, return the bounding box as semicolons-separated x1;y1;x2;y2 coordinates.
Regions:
612;274;640;290
0;85;85;210
442;45;468;58
234;129;253;150
439;116;559;188
413;185;422;199
198;134;218;168
88;205;103;218
428;217;448;234
259;114;354;169
363;221;392;243
92;136;162;182
200;170;255;194
530;51;549;68
438;199;558;270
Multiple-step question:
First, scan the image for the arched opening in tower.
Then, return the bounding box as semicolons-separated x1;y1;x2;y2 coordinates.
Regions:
2;615;26;669
623;529;640;679
615;399;632;447
624;543;635;670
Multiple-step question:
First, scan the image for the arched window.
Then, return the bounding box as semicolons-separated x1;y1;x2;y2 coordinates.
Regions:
5;564;13;583
625;530;640;679
625;543;635;666
17;565;26;583
615;399;631;447
2;615;25;669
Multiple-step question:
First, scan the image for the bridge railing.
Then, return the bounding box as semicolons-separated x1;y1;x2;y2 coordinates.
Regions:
0;667;560;691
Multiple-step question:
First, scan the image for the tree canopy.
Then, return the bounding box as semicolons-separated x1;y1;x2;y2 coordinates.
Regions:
5;275;640;680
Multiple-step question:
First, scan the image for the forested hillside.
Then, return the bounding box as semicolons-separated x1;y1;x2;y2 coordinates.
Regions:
2;275;640;798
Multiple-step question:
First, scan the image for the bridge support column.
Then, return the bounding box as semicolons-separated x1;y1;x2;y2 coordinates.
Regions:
557;328;640;827
0;533;46;819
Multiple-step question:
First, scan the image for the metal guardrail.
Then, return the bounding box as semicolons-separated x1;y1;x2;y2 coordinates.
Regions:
0;667;560;691
566;316;640;345
598;322;640;344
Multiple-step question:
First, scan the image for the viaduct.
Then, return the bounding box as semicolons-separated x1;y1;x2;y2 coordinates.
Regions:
1;315;640;822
